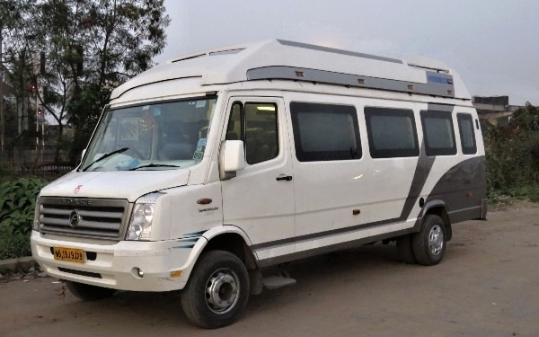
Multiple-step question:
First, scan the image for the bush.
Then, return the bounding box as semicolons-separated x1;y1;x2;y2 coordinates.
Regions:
0;226;32;260
485;104;539;202
0;163;9;184
0;178;48;259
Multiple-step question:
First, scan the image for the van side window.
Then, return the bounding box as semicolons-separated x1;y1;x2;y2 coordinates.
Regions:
365;107;419;158
457;113;477;154
290;102;362;162
420;110;457;156
226;102;279;165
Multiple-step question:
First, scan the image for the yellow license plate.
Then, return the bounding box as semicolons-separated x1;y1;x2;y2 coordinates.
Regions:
53;247;85;263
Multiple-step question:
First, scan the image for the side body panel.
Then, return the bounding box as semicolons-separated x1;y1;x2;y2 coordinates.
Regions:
237;88;486;267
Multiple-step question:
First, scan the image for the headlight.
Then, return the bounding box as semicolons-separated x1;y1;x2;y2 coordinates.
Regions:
126;193;164;241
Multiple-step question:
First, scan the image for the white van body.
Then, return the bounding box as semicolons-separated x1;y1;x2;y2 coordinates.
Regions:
31;40;487;328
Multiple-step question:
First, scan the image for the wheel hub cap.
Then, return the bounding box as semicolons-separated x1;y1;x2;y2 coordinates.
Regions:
205;270;239;313
428;225;444;255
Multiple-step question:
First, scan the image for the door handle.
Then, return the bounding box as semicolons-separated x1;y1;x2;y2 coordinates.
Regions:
276;175;293;182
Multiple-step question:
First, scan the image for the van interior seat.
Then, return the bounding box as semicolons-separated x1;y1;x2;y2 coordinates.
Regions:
246;129;277;164
160;121;196;160
161;142;196;160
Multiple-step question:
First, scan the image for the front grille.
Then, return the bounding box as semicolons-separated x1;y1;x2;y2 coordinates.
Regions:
38;197;131;240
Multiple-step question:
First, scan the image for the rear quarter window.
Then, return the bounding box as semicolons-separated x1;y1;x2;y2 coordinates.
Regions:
365;107;419;158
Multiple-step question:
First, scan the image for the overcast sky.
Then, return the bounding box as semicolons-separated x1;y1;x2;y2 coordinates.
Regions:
155;0;539;106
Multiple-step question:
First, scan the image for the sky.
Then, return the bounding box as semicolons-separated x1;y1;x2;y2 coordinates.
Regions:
155;0;539;106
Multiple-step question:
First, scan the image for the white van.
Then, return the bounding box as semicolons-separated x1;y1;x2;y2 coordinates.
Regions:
31;40;487;328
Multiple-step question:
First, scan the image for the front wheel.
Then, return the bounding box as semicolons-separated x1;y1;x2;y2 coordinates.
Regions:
412;214;447;266
181;250;250;329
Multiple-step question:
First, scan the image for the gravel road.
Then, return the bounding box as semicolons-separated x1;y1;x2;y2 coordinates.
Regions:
1;203;538;337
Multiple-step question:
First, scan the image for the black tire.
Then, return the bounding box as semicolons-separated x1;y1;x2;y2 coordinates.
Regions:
396;234;416;264
181;250;250;329
64;281;116;301
412;214;447;266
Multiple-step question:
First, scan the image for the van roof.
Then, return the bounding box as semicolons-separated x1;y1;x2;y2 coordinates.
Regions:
111;39;471;101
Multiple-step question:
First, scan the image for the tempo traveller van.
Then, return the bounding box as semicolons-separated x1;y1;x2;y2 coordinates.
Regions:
31;40;487;328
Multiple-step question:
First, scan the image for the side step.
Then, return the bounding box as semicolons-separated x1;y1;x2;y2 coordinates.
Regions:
262;275;297;290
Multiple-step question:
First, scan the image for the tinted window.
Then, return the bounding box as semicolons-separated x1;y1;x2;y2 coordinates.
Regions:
290;102;361;162
225;102;279;165
457;113;477;154
365;107;419;158
421;111;457;156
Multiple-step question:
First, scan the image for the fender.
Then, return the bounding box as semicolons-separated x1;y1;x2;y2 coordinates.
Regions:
175;225;256;283
416;198;452;241
202;224;254;247
413;199;447;232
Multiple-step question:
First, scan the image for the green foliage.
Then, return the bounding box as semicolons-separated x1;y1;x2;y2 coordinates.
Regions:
0;226;32;260
1;0;170;165
0;163;8;184
0;178;48;234
485;104;539;202
0;178;48;259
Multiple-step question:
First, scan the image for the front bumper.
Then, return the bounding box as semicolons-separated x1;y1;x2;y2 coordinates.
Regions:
31;231;204;292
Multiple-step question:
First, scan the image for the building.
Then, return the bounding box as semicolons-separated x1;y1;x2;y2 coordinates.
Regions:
473;96;522;126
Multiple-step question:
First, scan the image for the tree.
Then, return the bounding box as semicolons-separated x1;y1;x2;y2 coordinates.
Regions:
1;0;170;164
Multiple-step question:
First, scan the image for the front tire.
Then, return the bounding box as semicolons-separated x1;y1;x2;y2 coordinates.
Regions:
412;214;447;266
64;281;116;301
181;250;250;329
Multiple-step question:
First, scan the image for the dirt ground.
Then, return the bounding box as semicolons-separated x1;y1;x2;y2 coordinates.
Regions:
1;203;538;337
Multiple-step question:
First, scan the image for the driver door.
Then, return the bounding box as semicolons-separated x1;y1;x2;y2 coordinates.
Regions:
220;97;295;263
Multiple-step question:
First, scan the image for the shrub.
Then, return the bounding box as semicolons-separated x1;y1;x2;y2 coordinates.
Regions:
0;178;48;259
485;104;539;201
0;226;32;260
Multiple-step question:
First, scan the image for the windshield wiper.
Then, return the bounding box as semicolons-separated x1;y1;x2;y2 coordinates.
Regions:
82;147;129;171
129;163;180;171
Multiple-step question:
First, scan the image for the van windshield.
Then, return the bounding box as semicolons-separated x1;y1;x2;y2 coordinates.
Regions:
80;97;217;172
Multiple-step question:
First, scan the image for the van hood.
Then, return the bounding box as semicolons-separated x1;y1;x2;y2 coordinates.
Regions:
40;170;190;202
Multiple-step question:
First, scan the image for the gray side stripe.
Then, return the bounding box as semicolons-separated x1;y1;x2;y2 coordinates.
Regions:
247;66;455;98
399;144;436;220
428;103;455;112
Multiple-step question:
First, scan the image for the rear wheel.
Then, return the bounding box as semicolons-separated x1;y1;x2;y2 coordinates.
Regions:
181;250;250;329
412;214;447;266
64;281;116;301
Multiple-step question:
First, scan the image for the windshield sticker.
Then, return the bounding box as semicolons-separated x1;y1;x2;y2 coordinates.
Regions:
193;151;204;160
116;158;140;170
195;100;207;108
142;105;150;111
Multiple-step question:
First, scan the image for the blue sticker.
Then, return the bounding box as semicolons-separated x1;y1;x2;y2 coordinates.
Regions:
116;158;139;170
197;139;207;147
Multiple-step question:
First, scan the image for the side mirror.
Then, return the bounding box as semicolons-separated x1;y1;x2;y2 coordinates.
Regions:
219;140;246;180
